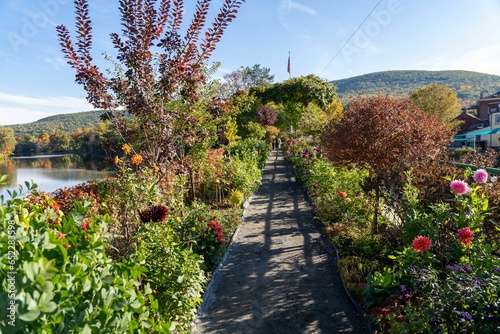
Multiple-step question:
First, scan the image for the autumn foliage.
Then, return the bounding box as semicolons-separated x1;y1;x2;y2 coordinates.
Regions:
320;95;455;231
56;0;245;172
256;105;278;126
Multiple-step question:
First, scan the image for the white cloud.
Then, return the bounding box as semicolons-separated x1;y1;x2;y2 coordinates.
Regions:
447;45;500;76
278;0;317;28
0;92;97;126
290;2;317;16
411;46;500;76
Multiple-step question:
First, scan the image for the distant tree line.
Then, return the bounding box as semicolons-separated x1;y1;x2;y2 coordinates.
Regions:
333;70;500;106
8;110;105;137
1;120;123;160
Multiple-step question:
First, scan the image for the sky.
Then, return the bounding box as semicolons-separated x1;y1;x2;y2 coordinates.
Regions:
1;0;500;126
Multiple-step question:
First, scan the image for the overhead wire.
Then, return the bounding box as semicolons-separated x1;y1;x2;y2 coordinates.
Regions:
319;0;383;76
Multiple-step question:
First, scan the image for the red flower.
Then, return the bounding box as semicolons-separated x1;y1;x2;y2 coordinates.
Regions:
149;205;169;222
139;205;169;223
457;227;474;246
412;236;431;252
338;191;347;198
312;184;318;189
138;209;151;223
209;218;225;243
81;222;89;230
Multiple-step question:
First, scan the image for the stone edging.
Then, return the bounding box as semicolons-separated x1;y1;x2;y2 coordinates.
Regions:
305;190;374;333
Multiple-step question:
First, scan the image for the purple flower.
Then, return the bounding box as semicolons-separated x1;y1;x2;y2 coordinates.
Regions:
473;169;488;184
458;312;473;322
445;264;473;273
450;180;470;195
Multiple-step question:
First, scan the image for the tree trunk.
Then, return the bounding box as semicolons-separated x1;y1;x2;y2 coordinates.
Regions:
372;185;380;234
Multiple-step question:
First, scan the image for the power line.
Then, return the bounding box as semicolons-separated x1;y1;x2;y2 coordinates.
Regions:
319;0;383;76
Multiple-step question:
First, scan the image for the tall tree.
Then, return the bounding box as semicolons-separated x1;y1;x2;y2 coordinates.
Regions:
320;95;454;233
410;84;461;124
221;64;274;97
0;127;16;158
57;0;245;172
48;131;72;153
252;74;337;110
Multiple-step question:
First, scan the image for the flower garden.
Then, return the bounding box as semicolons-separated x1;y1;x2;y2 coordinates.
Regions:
1;1;499;333
0;139;269;333
284;137;500;333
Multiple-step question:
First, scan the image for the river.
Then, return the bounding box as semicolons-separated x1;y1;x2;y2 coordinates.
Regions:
0;154;115;199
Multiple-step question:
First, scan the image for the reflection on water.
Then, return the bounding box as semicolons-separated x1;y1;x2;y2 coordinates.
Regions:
0;155;115;198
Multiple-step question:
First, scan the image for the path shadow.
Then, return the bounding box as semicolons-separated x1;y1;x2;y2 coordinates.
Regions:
195;150;370;334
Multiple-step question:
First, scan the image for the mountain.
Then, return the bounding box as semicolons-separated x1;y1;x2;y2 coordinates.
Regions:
332;70;500;106
7;110;105;137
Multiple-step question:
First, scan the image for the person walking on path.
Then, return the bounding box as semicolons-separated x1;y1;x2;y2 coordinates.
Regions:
195;150;371;334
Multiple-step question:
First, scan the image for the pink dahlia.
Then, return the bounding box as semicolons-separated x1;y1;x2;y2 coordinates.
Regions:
473;169;488;184
457;227;474;246
450;180;470;195
412;236;431;252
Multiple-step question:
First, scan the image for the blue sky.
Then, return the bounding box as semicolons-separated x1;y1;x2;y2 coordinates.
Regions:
1;0;500;126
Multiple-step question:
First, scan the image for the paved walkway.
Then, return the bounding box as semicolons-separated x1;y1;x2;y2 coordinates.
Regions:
194;150;371;334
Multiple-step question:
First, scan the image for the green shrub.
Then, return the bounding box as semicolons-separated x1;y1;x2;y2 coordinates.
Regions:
337;256;381;301
136;221;206;333
170;201;242;272
230;138;270;170
225;153;261;198
0;189;169;333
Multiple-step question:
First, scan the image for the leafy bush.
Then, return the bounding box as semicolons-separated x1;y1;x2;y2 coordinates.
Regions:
230;138;271;170
367;169;500;333
225;153;261;198
0;188;170;333
170;201;242;272
136;220;206;333
286;136;500;333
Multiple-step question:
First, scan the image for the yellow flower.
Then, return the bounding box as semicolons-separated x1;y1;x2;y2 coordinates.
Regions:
122;144;131;154
114;155;119;165
175;217;182;223
152;163;159;172
131;154;143;165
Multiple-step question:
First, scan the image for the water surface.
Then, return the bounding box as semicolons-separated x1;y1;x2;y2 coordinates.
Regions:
0;155;114;199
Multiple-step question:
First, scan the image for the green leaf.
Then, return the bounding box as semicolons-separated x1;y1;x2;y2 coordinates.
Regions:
41;231;57;250
81;324;92;334
25;262;39;282
19;310;41;322
0;174;9;185
113;298;127;310
130;300;141;309
82;277;91;292
141;320;152;329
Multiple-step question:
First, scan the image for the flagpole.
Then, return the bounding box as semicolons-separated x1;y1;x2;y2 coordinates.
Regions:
287;51;291;79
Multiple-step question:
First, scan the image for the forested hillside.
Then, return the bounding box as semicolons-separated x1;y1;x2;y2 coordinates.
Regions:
8;110;105;137
332;70;500;106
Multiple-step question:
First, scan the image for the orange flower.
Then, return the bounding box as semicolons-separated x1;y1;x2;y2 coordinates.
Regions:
131;154;143;165
152;163;159;172
338;191;347;198
122;144;131;154
114;155;119;165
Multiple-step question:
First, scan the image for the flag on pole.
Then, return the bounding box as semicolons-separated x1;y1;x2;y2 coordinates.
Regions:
287;51;291;77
